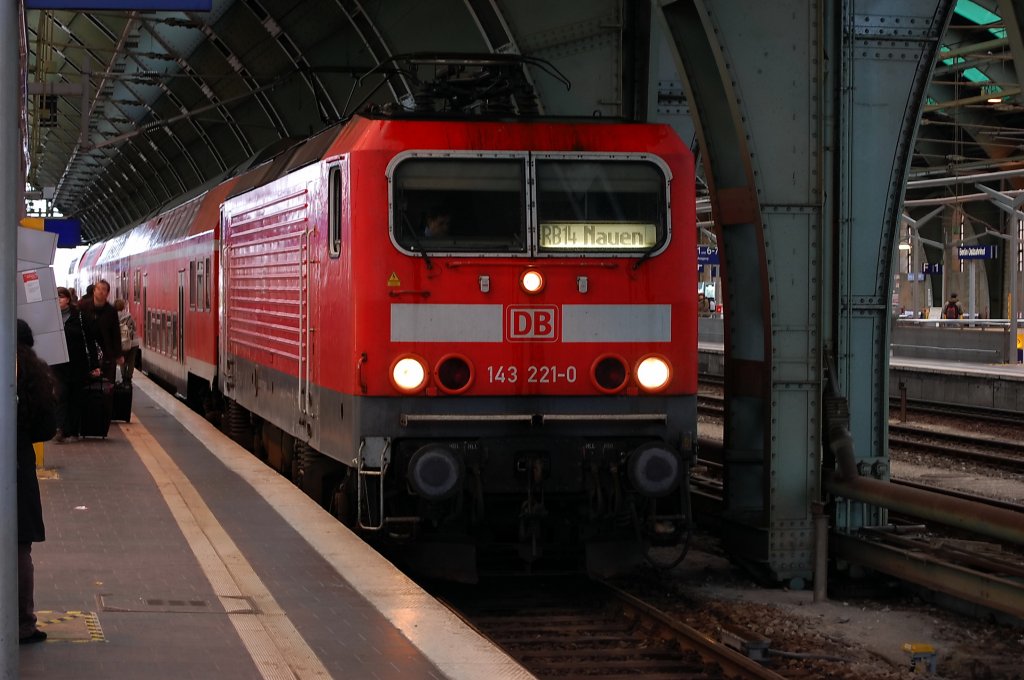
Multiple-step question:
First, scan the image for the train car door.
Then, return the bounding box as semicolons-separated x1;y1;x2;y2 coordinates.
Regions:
142;273;148;350
178;269;185;363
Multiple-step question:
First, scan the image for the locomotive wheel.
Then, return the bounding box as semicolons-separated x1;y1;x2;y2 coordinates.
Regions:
645;529;692;570
296;445;344;509
280;432;296;482
330;471;357;527
223;398;254;450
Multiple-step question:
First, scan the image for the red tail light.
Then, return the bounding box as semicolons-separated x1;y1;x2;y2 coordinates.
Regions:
591;354;628;393
435;354;473;394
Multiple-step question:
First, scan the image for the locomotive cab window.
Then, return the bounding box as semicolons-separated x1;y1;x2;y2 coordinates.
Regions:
536;160;668;254
391;157;526;253
328;165;342;258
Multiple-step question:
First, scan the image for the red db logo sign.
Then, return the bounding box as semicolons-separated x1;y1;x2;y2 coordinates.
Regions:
506;306;558;341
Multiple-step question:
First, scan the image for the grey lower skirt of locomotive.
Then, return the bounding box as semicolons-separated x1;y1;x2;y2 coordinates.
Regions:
289;395;698;581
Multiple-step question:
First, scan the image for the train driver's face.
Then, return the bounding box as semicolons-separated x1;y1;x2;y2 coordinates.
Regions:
427;214;451;237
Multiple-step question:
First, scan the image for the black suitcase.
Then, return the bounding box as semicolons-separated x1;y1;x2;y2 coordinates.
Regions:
80;379;114;438
112;382;133;422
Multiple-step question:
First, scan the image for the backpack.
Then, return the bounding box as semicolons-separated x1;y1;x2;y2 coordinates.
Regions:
119;316;133;350
944;302;959;319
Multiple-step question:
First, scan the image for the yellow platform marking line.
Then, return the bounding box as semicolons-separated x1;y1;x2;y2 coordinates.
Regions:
35;610;106;642
134;378;534;680
121;422;331;680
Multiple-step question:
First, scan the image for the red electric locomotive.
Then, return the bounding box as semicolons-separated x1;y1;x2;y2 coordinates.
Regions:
76;56;698;578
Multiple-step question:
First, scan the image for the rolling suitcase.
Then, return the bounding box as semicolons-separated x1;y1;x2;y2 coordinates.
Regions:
80;379;114;438
112;381;133;422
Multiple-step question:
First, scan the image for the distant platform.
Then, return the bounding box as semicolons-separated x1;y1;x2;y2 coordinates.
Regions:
698;341;1024;412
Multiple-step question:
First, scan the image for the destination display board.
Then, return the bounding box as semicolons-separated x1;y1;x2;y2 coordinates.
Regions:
538;222;657;250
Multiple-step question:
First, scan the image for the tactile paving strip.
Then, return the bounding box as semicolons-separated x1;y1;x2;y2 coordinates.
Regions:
35;610;105;643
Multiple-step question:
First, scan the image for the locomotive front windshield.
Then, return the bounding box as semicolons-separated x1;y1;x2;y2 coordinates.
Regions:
391;155;669;255
392;158;527;253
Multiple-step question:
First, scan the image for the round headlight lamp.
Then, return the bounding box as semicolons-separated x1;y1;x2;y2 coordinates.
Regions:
520;269;545;294
390;355;428;393
635;355;672;392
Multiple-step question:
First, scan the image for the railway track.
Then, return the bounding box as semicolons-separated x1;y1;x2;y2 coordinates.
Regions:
700;390;1024;472
437;577;785;680
892;397;1024;427
888;423;1024;473
701;386;1024;428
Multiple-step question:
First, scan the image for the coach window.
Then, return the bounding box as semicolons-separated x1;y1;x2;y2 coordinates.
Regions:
328;166;342;258
391;157;526;254
189;261;197;310
196;260;205;312
205;257;211;310
535;160;668;255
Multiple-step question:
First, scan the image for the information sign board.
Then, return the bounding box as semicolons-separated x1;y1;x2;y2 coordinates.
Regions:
957;245;997;259
697;245;720;264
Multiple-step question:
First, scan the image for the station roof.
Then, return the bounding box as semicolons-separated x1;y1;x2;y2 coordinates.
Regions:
23;0;1024;242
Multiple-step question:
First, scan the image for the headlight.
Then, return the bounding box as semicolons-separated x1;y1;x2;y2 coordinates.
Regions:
391;355;428;393
520;268;545;294
635;355;671;392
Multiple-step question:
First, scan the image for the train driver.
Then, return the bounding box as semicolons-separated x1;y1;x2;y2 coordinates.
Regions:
423;207;452;239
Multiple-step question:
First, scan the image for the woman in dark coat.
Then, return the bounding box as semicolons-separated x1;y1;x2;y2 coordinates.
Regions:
16;319;58;643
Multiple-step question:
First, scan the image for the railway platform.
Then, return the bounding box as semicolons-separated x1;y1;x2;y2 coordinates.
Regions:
699;341;1024;412
19;374;531;680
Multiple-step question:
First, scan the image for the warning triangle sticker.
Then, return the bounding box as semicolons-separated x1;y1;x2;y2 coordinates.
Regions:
387;272;401;287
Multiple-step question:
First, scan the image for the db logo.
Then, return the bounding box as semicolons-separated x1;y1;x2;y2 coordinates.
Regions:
506;306;558;341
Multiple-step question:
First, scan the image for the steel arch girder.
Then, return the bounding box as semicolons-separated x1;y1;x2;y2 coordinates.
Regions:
833;0;953;537
657;0;953;582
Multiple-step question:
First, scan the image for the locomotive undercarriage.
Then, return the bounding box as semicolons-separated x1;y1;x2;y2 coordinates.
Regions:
372;433;695;580
218;359;696;580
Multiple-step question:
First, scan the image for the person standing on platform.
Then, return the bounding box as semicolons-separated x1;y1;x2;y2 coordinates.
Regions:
698;292;712;317
942;293;963;320
78;279;123;382
52;287;101;442
16;319;58;644
114;298;139;383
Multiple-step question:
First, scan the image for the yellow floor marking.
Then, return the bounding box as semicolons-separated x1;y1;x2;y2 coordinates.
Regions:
133;375;534;680
121;421;331;680
35;610;105;642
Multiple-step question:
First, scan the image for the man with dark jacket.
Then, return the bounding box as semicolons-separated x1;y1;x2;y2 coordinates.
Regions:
78;279;123;381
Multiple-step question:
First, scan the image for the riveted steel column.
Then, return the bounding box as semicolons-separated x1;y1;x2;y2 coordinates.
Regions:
2;3;20;674
658;0;952;582
656;0;791;581
831;1;953;540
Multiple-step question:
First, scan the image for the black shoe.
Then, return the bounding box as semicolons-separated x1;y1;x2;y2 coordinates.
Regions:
19;630;47;644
